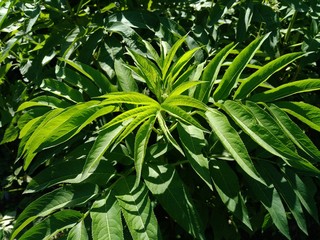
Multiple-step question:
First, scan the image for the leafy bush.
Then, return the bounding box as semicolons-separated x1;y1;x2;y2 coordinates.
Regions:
1;1;320;239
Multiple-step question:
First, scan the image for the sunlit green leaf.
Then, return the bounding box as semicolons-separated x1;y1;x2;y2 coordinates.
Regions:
250;79;320;102
205;108;264;184
213;33;270;101
67;220;88;240
274;101;320;132
234;52;304;99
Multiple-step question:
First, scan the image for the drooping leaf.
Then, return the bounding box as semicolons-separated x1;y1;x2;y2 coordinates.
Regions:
205;108;264;184
157;112;184;155
99;91;159;105
22;101;105;169
61;58;117;93
283;168;319;224
18;210;83;240
143;163;205;240
222;100;320;175
164;95;207;111
134;116;156;186
245;177;291;239
81;123;126;181
210;159;252;230
177;123;212;190
197;42;236;102
245;101;296;152
115;176;161;240
249;79;320;102
267;103;320;162
114;59;138;92
213;33;270;101
11;183;98;240
26;157;115;193
234;52;304;99
161;103;205;131
67;220;88;240
17;96;71;111
40;78;84;103
91;191;123;240
126;48;161;98
256;162;307;235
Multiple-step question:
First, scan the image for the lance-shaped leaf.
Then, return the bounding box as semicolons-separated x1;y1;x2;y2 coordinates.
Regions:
40;78;84;103
213;33;270;101
142;39;162;68
283;168;319;224
114;59;139;92
99;91;159;105
114;107;158;147
143;164;205;240
115;176;161;240
256;162;307;235
161;104;205;131
166;47;201;86
234;52;304;99
157;112;184;155
126;48;161;97
91;191;123;240
249;79;320;102
22;101;110;169
245;101;296;152
222;100;320;175
22;108;64;168
267;104;320;162
17;96;72;111
177;123;212;190
164;95;208;111
61;58;117;93
205;108;264;184
134;116;156;187
162;35;187;79
67;220;88;240
244;176;290;239
197;42;236;102
210;159;252;230
169;81;205;98
81;123;126;181
274;101;320;132
11;183;98;240
26;157;115;193
18;210;83;240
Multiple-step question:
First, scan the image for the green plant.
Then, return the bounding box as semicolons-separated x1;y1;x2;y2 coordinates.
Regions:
7;31;320;239
2;1;320;240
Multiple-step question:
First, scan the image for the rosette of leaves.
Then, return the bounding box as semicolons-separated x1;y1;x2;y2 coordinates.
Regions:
10;33;320;240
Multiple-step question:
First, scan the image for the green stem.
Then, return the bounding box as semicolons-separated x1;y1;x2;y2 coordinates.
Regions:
284;10;297;44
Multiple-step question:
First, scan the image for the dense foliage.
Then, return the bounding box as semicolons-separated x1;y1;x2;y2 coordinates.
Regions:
1;0;320;239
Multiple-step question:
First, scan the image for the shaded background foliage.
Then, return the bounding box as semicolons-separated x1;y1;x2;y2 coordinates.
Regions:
1;0;320;239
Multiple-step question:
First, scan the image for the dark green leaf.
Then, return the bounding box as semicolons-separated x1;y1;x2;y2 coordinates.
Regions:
115;176;161;240
19;210;82;240
177;123;212;190
143;164;205;240
91;191;123;240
